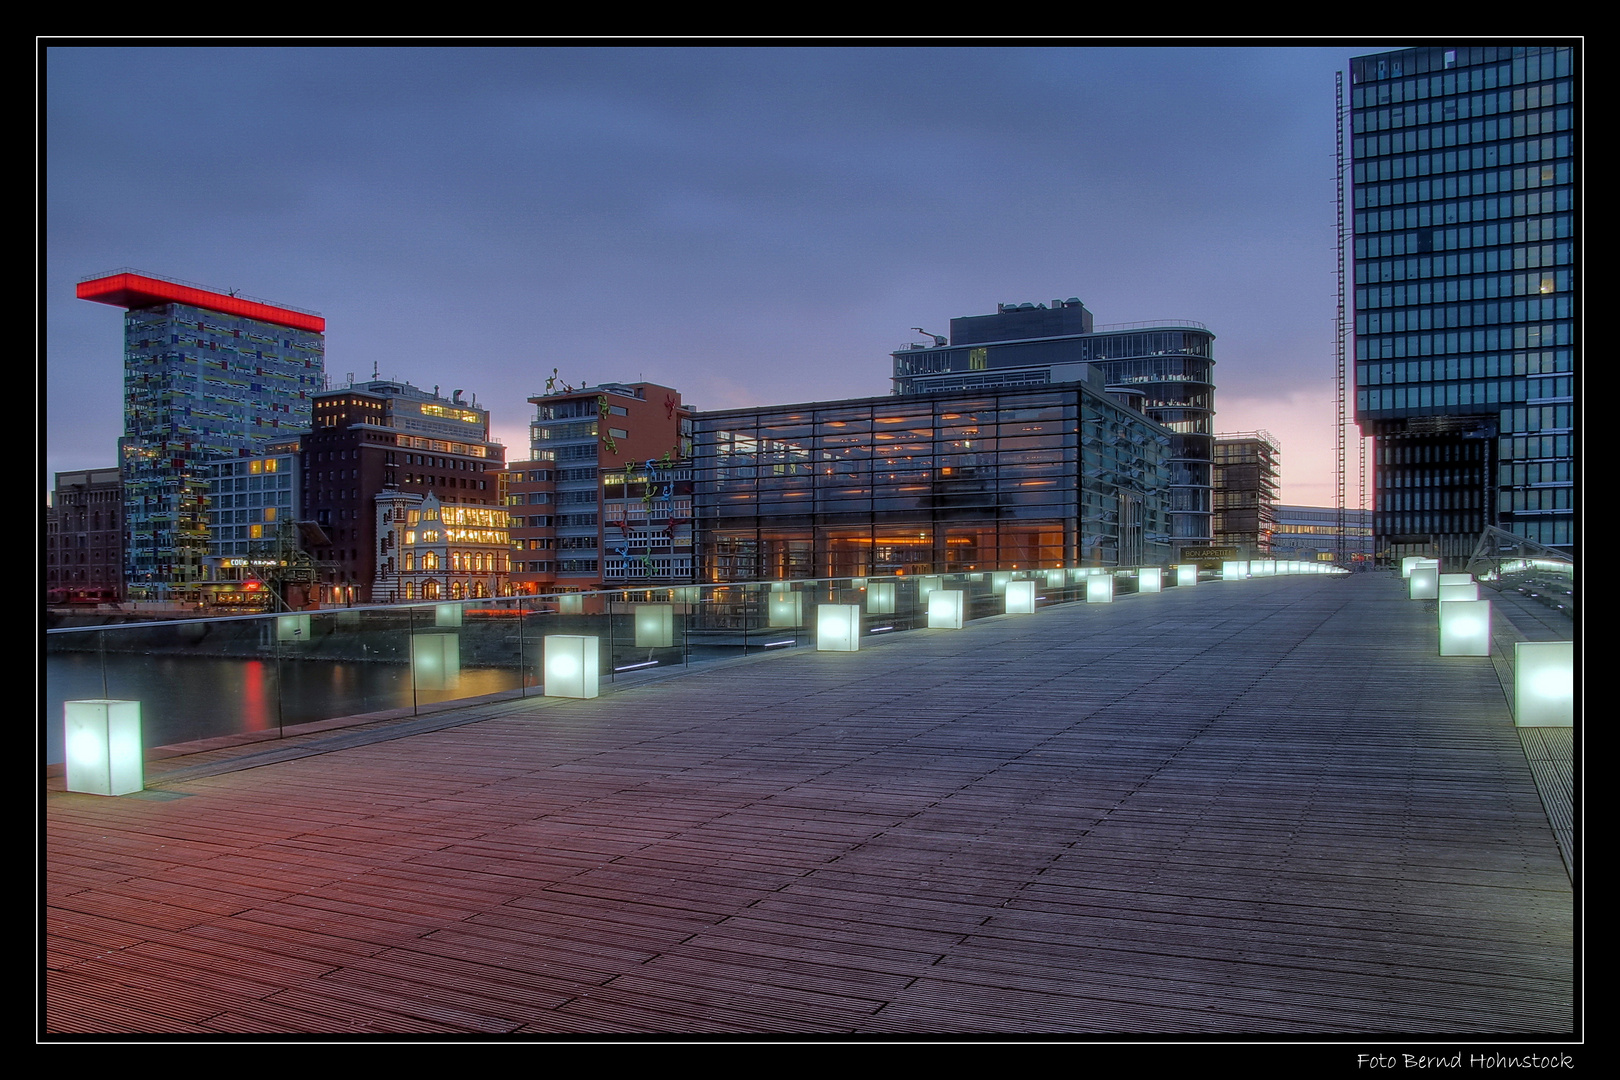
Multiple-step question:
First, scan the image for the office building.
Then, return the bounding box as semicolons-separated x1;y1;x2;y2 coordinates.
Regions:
1349;46;1575;566
1272;504;1375;564
892;299;1215;550
516;382;694;592
199;438;316;611
77;270;326;600
693;381;1174;581
45;468;124;604
1212;431;1280;556
304;379;507;604
503;460;558;589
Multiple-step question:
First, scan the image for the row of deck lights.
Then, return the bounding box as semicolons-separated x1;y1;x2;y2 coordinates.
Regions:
71;556;1559;796
1401;555;1573;728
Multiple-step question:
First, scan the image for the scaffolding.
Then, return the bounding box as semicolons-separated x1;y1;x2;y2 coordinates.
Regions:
1213;431;1281;555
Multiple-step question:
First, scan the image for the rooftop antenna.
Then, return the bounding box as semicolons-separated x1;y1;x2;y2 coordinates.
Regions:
373;360;379;379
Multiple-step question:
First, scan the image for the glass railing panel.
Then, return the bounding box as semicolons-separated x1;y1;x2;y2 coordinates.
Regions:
274;607;415;724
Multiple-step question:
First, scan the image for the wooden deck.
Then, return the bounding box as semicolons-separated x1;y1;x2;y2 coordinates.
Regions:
43;573;1576;1036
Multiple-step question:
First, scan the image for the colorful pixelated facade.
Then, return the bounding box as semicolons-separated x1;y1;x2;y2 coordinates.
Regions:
78;271;326;599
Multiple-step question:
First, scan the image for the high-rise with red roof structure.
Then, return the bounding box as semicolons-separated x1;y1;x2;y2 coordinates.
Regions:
77;269;326;600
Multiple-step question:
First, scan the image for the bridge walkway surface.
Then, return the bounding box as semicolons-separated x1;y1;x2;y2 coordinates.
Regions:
43;572;1577;1036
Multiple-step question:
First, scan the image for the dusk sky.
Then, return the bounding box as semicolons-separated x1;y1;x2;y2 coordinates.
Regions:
45;44;1390;506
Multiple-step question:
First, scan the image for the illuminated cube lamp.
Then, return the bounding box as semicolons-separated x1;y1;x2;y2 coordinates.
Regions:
557;594;583;615
435;602;463;627
277;613;311;642
928;589;965;629
991;572;1012;594
1402;556;1424;579
544;635;599;698
1046;569;1065;588
1514;641;1574;727
866;581;896;615
1087;575;1113;604
634;603;674;648
411;632;461;689
917;576;943;601
1221;561;1245;581
1005;579;1036;614
63;699;142;796
1177;564;1198;587
768;591;803;628
1139;567;1162;593
1439;599;1491;656
1409;563;1440;600
1438;580;1479;602
817;604;861;651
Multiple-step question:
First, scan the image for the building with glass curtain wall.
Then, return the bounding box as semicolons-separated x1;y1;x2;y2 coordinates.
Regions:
1350;46;1575;567
693;381;1174;582
891;299;1215;551
77;270;326;600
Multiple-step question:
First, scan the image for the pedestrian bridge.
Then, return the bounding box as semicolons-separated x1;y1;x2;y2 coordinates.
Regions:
44;572;1575;1035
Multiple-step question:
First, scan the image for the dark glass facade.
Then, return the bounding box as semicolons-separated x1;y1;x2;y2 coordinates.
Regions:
1350;45;1575;564
891;300;1215;546
693;384;1174;582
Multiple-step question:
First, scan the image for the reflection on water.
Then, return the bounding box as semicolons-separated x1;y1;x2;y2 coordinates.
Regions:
43;652;520;765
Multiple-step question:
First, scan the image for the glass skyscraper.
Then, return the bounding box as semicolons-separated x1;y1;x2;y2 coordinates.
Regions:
78;270;326;600
1349;46;1575;566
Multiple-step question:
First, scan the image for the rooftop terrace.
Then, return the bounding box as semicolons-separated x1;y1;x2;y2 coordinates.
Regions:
43;572;1577;1038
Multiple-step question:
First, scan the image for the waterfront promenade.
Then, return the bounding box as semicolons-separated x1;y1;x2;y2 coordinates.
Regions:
43;573;1576;1036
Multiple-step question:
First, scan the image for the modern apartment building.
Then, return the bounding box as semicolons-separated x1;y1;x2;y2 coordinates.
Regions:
693;382;1175;581
1349;45;1576;567
514;382;694;593
77;270;326;600
1212;431;1281;556
892;299;1215;551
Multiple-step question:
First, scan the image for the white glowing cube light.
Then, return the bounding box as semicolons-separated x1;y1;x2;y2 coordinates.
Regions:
1005;579;1036;614
1087;575;1113;603
866;581;895;615
1222;561;1246;581
1402;556;1424;579
1514;641;1574;727
1139;568;1162;593
991;572;1012;594
1046;570;1065;588
917;576;943;601
435;602;463;627
768;591;803;628
634;603;674;648
817;604;861;651
544;635;599;698
928;589;965;629
411;632;461;689
1177;564;1198;587
1438;581;1479;601
277;613;310;642
1409;564;1440;600
1439;599;1491;656
64;699;143;796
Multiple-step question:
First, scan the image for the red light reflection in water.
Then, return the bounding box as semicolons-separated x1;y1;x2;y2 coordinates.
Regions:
242;660;270;732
